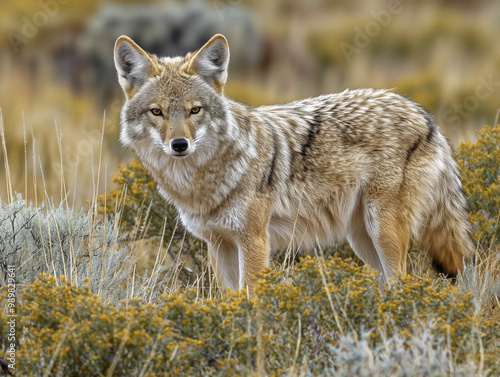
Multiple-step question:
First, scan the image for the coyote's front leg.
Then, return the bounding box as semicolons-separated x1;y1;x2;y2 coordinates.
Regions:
208;198;272;297
207;237;240;293
208;234;270;297
237;198;272;296
237;232;270;296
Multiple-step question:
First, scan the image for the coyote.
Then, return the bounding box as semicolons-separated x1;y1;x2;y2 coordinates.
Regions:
114;34;472;295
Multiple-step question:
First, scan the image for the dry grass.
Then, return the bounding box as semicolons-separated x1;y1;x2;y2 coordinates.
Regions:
0;60;127;208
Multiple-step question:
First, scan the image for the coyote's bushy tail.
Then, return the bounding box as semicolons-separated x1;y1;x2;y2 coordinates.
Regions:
421;144;473;278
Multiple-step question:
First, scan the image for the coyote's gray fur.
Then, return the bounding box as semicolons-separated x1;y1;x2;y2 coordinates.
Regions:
114;34;473;295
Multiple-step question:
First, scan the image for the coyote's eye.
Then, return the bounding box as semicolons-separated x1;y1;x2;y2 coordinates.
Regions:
150;108;162;116
190;106;201;115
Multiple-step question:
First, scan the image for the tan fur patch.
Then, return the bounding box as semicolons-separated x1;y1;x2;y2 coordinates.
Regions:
124;86;136;99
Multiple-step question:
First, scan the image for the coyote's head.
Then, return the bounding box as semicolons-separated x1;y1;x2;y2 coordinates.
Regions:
114;34;230;160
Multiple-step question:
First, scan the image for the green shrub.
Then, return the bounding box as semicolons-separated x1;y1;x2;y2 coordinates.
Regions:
98;158;208;288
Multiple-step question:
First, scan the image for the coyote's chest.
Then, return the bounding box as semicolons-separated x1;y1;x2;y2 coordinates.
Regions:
176;198;251;241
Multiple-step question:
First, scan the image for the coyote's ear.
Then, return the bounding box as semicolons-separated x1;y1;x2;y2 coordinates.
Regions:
184;34;230;94
114;36;157;99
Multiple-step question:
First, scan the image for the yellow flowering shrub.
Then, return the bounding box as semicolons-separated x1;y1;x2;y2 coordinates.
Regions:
2;257;498;376
457;125;500;243
98;158;203;259
100;158;176;239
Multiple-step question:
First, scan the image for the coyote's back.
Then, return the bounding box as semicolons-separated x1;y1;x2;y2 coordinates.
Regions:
114;34;473;295
247;89;473;281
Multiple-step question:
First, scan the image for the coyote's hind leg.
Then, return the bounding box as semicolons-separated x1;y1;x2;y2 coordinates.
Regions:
363;200;410;281
347;201;385;275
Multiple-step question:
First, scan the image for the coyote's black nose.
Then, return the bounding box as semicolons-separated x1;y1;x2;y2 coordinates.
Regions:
171;138;189;153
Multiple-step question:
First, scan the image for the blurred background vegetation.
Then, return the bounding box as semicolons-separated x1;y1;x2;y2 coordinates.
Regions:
1;0;499;208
